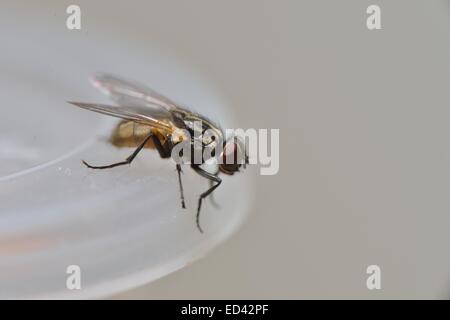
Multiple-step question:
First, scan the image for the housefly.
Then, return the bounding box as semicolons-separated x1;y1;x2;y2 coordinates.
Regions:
69;73;248;233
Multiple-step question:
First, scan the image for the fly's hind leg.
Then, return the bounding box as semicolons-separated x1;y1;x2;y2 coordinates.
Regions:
191;164;222;233
82;133;153;169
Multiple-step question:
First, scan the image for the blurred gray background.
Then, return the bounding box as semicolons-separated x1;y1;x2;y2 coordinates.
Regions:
22;0;450;298
106;0;450;299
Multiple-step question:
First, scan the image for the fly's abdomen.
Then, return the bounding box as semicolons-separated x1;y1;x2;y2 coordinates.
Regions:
109;120;157;148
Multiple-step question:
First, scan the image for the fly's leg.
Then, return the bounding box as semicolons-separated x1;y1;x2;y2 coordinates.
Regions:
209;171;221;208
82;133;153;169
151;134;171;158
191;164;222;233
151;134;186;209
176;164;186;209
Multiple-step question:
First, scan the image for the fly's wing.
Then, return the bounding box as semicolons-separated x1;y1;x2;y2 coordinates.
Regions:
68;101;174;131
69;73;185;131
91;73;180;115
90;74;226;148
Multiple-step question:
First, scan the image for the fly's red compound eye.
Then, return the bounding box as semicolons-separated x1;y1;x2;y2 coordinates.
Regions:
220;141;240;174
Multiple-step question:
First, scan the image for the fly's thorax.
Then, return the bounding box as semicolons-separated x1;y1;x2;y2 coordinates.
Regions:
170;127;190;145
167;111;225;165
182;116;223;146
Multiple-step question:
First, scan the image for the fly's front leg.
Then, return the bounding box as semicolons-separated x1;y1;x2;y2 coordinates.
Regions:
176;164;186;209
208;169;221;208
191;164;222;233
82;133;153;169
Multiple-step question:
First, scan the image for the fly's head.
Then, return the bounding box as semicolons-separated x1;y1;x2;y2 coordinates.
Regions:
219;137;249;175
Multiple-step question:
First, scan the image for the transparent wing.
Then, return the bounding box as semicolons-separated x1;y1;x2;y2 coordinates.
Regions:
68;102;173;131
91;73;180;114
69;73;186;131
